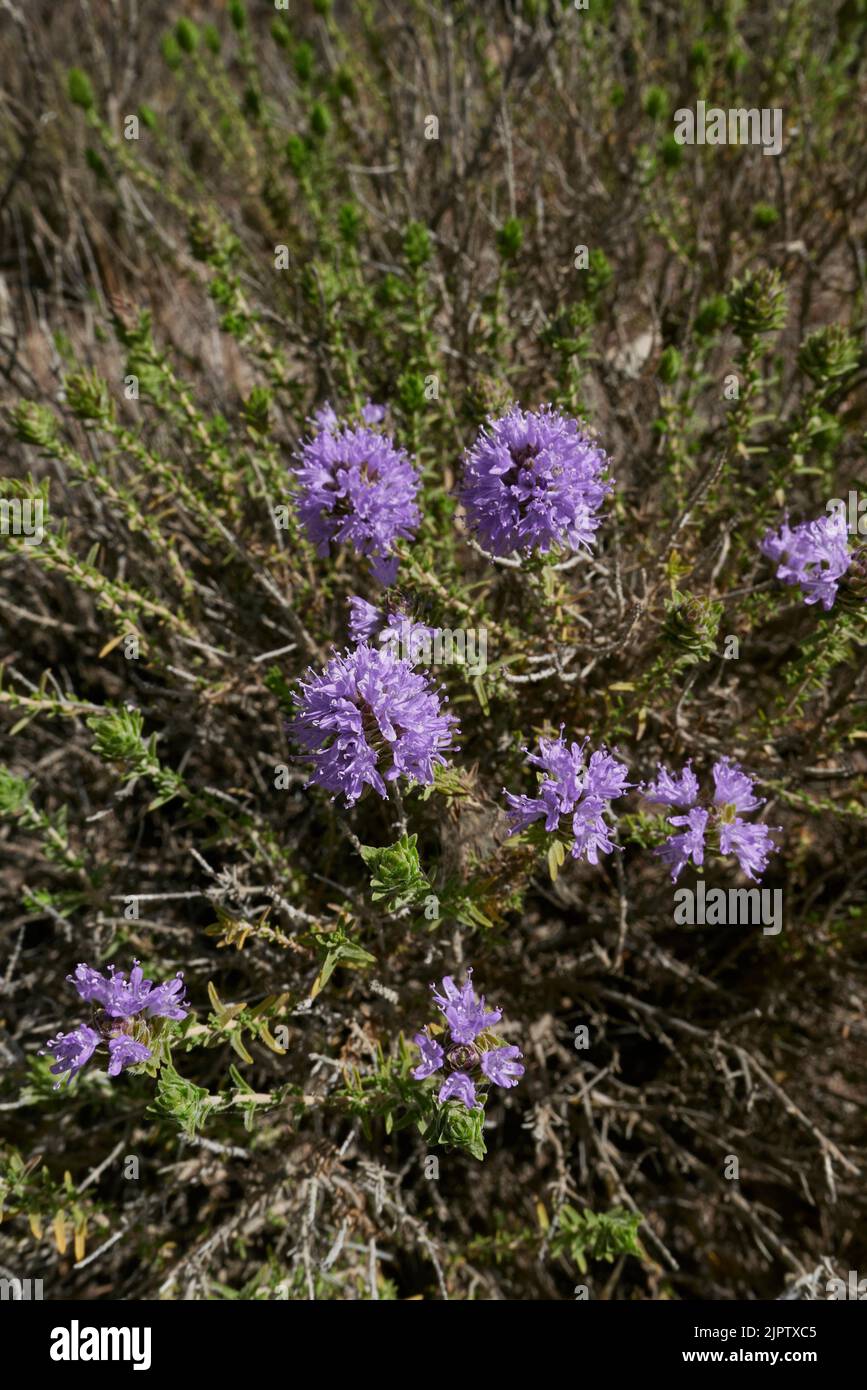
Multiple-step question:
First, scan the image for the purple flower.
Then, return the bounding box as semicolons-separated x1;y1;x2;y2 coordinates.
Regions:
68;961;188;1021
411;969;524;1113
643;761;699;807
584;749;632;802
312;400;385;433
504;732;629;864
647;761;779;882
438;1072;480;1108
66;963;115;1009
141;972;189;1020
347;596;386;643
293;413;420;581
761;511;851;610
347;596;438;664
431;969;502;1043
718;819;776;882
480;1045;525;1089
290;643;458;806
459;405;613;557
570;796;617;864
40;1025;100;1088
107;1035;152;1077
411;1031;444;1079
44;960;189;1087
502;790;556;834
712;757;762;814
656;807;709;882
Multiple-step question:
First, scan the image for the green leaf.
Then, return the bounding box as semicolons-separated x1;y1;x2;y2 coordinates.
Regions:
359;833;430;911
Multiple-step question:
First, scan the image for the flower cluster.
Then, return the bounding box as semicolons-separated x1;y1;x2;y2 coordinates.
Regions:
293;406;420;585
290;643;458;806
503;732;630;864
347;595;438;660
412;969;524;1110
459;405;613;557
761;510;851;611
644;758;779;882
41;961;188;1088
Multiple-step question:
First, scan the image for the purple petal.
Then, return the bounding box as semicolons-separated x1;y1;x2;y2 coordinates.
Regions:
480;1045;525;1089
711;757;762;814
411;1031;444;1079
718;818;778;882
40;1024;100;1088
644;762;700;808
106;1035;152;1077
438;1071;479;1109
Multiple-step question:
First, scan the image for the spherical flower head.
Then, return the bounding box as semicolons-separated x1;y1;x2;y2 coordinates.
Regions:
650;760;779;883
41;1025;100;1088
290;643;458;806
719;819;777;882
431;969;502;1044
711;758;762;815
459;404;613;557
480;1044;524;1089
655;806;709;882
761;511;851;610
438;1072;480;1109
411;1031;444;1080
107;1035;152;1077
504;732;629;864
293;418;420;580
644;761;699;807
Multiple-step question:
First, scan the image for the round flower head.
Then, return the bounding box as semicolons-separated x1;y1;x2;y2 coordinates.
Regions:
718;819;776;882
761;511;851;611
460;405;613;557
290;643;458;806
293;413;420;583
647;761;780;883
412;968;524;1111
45;960;189;1087
503;732;629;864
